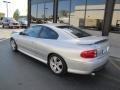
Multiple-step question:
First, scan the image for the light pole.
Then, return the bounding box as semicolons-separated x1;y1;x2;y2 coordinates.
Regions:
43;0;46;23
53;0;58;23
69;0;72;25
28;0;31;27
84;0;87;27
102;0;116;36
36;3;38;19
45;7;48;18
3;1;11;17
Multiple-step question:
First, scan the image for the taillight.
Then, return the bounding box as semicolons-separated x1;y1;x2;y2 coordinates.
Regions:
80;50;97;58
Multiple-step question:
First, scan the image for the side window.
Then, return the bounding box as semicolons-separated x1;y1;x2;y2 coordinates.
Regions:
24;26;42;37
39;27;58;39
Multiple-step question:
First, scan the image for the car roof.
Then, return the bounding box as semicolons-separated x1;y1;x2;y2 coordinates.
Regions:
44;23;69;27
31;23;69;28
31;23;74;39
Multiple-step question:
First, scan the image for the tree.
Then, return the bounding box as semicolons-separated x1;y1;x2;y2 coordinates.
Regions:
13;9;20;20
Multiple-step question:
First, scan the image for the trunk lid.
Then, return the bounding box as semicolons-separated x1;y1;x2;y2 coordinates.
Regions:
75;36;109;57
75;36;108;45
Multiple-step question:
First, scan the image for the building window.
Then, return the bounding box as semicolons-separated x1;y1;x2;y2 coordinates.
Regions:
58;0;70;24
30;0;119;34
111;0;120;32
31;0;53;24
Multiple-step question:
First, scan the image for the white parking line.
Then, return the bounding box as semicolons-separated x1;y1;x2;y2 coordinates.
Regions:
100;73;120;83
110;60;120;71
110;56;120;62
0;38;8;42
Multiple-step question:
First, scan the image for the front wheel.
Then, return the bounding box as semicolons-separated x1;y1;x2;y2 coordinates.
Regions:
10;39;17;51
2;25;4;28
48;54;67;75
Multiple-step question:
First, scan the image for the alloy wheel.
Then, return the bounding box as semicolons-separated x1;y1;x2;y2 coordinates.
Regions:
10;40;17;51
49;56;63;74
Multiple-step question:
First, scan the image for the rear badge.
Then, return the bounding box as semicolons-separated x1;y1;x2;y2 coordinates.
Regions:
102;47;109;54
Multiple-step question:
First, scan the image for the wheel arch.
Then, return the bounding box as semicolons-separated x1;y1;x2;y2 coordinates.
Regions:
10;37;14;40
47;53;56;63
10;37;16;42
47;52;68;68
47;52;68;75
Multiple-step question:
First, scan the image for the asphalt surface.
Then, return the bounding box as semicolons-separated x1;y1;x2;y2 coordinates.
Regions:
0;39;120;90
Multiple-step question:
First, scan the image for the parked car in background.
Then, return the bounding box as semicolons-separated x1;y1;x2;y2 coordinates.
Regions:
18;18;28;28
10;24;109;75
2;17;20;29
0;20;2;25
0;17;3;25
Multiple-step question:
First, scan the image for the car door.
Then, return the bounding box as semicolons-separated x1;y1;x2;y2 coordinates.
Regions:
3;18;9;27
17;26;42;54
32;26;59;61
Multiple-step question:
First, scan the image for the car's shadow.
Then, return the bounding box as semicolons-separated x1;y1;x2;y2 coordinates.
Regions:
11;50;109;81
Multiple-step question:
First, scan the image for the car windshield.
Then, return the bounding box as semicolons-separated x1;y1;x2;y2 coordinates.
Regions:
9;18;16;22
57;26;91;38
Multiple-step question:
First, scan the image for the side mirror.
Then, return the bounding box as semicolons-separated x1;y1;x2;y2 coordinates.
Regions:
19;32;27;36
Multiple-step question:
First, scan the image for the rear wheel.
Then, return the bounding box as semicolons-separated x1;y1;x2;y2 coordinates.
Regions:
10;39;17;51
48;54;67;75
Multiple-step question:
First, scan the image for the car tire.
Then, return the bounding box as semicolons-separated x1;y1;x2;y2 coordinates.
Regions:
48;54;67;75
2;25;4;28
9;26;11;29
10;39;18;52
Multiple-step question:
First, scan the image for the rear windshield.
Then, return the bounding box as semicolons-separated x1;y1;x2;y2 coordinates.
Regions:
57;26;91;38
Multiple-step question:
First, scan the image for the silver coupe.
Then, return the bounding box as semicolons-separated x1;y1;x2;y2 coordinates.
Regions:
10;24;110;75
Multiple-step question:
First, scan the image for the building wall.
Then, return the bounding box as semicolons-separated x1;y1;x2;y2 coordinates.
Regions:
30;0;120;28
70;4;120;27
112;11;120;26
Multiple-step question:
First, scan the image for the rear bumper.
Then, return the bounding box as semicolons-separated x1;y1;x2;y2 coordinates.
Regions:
9;25;20;27
65;55;109;74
